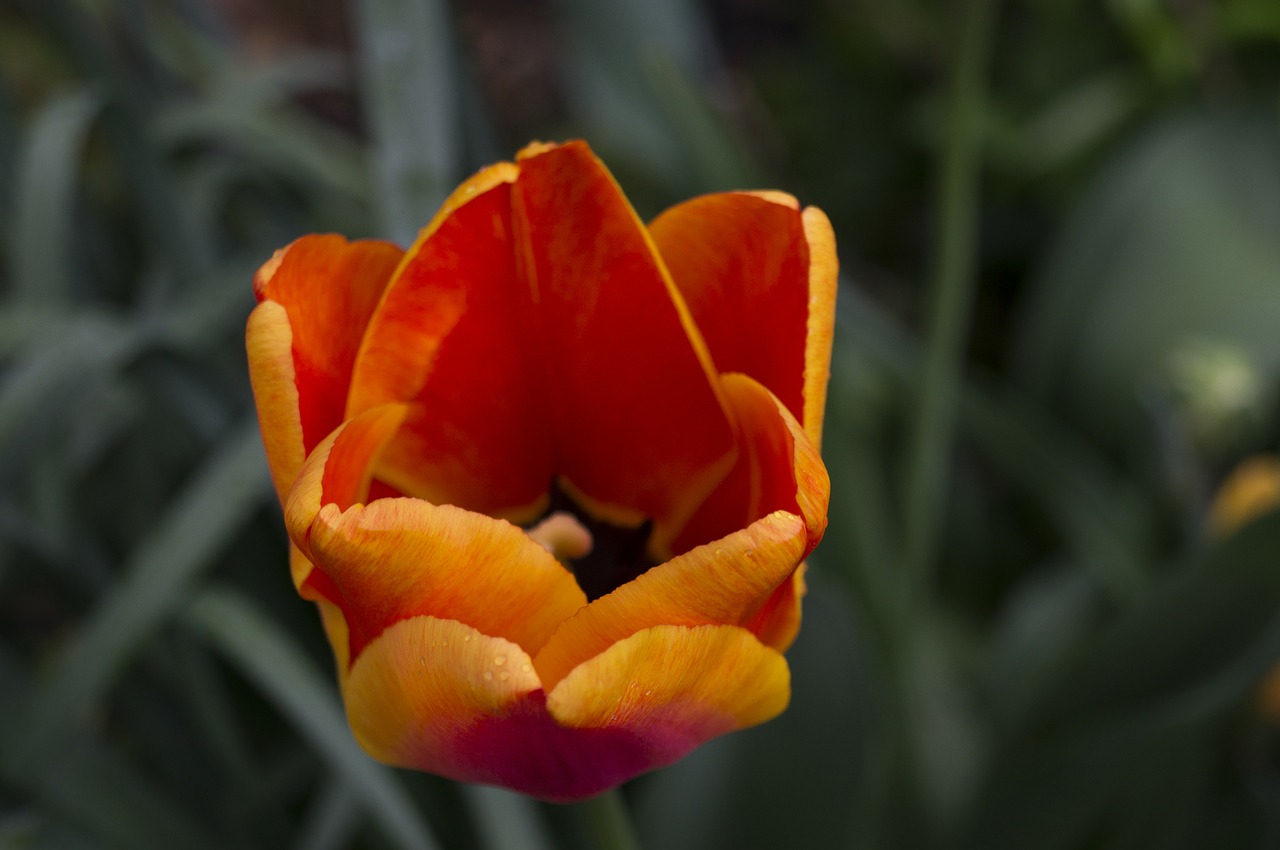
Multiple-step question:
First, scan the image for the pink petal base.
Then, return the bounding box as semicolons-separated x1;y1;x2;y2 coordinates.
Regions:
447;693;695;802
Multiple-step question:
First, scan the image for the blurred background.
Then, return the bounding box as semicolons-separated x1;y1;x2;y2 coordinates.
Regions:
2;0;1280;847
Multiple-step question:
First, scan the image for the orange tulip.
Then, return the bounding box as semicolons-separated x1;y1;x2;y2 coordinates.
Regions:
246;140;836;801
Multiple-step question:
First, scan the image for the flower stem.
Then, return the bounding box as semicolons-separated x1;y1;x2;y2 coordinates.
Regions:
572;790;643;850
901;0;999;596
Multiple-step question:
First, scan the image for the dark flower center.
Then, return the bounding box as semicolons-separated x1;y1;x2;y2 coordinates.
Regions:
527;480;657;602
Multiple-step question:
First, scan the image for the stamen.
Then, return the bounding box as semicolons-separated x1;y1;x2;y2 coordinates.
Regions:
527;511;594;562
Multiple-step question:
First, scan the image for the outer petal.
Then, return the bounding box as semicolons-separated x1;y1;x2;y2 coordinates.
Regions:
513;141;736;543
284;404;407;592
347;165;552;520
247;301;305;504
533;511;804;690
541;624;789;794
247;235;403;503
649;193;838;448
672;372;830;556
307;498;587;662
343;618;788;802
745;562;808;653
341;616;543;777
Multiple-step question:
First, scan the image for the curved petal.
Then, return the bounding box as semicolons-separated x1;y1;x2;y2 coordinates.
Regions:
533;511;805;690
543;623;789;782
246;301;304;504
745;562;807;653
307;497;587;663
801;207;838;449
344;618;788;802
248;236;403;503
340;616;543;776
284;404;407;586
672;372;829;556
649;193;838;448
512;141;736;543
347;164;552;520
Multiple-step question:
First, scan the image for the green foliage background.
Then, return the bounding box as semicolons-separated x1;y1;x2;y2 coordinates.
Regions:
2;0;1280;847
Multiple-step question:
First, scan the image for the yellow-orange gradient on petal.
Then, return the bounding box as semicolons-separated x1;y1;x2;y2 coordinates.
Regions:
246;139;837;801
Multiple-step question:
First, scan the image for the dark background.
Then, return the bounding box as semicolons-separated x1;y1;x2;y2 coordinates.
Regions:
2;1;1280;848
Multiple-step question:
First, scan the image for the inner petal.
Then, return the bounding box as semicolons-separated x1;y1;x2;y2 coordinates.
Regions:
511;141;737;548
347;166;553;521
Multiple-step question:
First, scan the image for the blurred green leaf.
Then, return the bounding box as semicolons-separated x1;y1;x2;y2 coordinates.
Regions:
183;585;442;850
1030;511;1280;731
462;785;556;850
355;0;462;245
0;320;141;486
0;649;224;850
295;777;363;850
838;295;1149;602
2;420;269;772
26;0;209;290
8;86;102;306
1015;109;1280;444
157;102;367;201
555;0;729;193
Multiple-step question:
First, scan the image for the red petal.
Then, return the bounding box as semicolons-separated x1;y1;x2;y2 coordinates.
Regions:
255;235;403;457
513;141;735;542
347;164;552;520
649;193;838;447
671;373;829;556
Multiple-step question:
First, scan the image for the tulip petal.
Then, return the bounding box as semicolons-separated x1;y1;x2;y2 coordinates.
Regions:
340;616;543;776
246;301;305;504
284;403;407;590
544;623;789;774
649;192;838;448
248;236;403;503
533;511;805;690
513;141;736;541
745;562;808;653
346;164;552;520
672;372;829;557
344;617;787;802
307;497;587;662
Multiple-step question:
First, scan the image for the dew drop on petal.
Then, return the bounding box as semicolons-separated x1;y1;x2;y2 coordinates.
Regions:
493;655;507;667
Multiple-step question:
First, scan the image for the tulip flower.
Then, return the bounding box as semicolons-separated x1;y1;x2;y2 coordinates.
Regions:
246;140;836;801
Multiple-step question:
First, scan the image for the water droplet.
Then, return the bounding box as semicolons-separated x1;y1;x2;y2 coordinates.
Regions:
483;670;494;681
463;633;473;642
498;671;510;682
644;689;653;697
441;638;449;648
521;663;532;674
493;655;507;667
714;548;723;556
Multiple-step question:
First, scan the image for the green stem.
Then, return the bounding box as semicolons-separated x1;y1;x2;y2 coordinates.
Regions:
572;790;643;850
901;0;999;595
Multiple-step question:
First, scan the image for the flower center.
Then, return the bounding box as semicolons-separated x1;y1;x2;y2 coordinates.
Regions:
525;480;657;602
